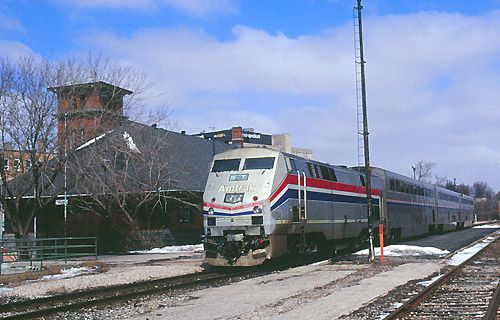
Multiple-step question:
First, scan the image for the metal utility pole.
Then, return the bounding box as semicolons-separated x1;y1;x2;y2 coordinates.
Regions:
355;0;375;261
64;113;68;238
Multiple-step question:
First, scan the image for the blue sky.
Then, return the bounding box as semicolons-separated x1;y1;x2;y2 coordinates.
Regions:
1;0;500;191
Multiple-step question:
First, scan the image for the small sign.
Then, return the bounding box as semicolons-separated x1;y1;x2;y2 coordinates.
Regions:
55;199;68;206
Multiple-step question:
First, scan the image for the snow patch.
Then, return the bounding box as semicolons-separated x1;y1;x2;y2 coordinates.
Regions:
310;259;330;266
376;302;403;319
129;244;204;254
75;131;111;151
123;131;140;153
41;267;98;280
447;235;498;266
354;245;449;257
473;223;500;229
418;273;444;286
0;287;13;293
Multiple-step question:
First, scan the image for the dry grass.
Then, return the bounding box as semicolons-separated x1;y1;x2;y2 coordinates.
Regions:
0;261;109;286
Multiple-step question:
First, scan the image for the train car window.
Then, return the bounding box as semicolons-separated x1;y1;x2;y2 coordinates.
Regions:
211;158;241;172
395;180;401;192
360;174;366;186
320;165;332;180
243;157;275;170
313;164;321;178
372;205;380;221
306;162;315;177
329;168;337;181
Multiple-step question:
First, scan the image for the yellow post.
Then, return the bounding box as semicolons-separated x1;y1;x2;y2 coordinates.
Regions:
379;224;384;263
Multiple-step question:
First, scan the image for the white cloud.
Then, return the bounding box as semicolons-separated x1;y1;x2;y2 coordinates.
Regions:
82;10;500;190
0;40;38;60
0;13;24;33
163;0;236;18
60;0;236;17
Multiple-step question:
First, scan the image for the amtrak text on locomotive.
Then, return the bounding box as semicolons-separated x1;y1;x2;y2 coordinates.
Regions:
218;185;256;193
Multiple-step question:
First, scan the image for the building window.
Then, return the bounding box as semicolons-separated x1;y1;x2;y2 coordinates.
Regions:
13;159;21;171
80;127;85;144
79;95;85;109
25;159;32;170
71;130;76;149
179;206;192;223
3;158;9;171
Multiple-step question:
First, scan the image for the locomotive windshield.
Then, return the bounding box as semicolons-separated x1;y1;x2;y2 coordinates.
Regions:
211;159;241;172
243;157;275;170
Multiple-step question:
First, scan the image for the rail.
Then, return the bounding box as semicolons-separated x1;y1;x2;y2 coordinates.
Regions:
0;237;97;274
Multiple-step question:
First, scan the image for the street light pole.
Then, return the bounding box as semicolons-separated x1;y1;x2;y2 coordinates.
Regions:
412;165;416;180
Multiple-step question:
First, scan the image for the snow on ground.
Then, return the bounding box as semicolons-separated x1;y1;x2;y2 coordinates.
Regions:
40;267;99;280
473;223;500;229
447;234;499;266
310;259;330;266
129;244;204;254
417;273;444;287
354;245;449;257
0;287;13;293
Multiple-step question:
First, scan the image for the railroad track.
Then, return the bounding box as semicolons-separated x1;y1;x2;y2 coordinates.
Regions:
0;267;266;319
0;253;330;319
386;232;500;320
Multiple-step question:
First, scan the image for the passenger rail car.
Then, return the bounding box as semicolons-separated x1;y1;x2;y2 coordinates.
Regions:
362;167;474;240
202;148;474;266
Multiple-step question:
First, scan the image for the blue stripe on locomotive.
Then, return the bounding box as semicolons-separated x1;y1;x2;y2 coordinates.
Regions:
271;189;380;211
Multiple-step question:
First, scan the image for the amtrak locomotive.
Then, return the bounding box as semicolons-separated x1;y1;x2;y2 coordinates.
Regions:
202;147;474;266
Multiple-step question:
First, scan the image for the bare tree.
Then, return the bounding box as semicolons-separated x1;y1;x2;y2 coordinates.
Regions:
472;181;498;221
0;56;67;238
412;160;435;181
456;183;470;195
433;175;447;187
0;53;165;238
472;181;493;199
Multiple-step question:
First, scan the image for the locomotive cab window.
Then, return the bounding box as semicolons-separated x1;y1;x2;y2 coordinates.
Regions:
320;165;331;180
288;158;298;173
243;157;275;170
212;158;241;172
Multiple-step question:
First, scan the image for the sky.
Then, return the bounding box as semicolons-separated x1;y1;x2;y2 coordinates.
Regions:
1;0;499;192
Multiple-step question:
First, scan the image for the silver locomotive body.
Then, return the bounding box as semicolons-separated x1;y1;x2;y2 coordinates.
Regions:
203;147;381;266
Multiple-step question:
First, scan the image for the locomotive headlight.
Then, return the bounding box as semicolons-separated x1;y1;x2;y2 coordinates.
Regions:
208;208;215;215
253;206;263;214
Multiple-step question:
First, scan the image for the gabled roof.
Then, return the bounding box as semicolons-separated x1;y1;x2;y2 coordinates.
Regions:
48;81;133;96
59;120;236;195
3;120;236;198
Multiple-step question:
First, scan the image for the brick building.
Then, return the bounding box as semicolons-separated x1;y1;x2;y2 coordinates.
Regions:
194;126;313;159
48;81;131;152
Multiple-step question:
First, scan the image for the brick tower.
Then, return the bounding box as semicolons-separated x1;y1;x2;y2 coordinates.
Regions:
49;81;132;152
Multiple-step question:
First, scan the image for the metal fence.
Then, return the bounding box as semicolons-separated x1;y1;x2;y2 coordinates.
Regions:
0;237;97;274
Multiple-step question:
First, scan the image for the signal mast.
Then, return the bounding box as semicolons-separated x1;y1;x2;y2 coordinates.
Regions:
354;0;375;261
